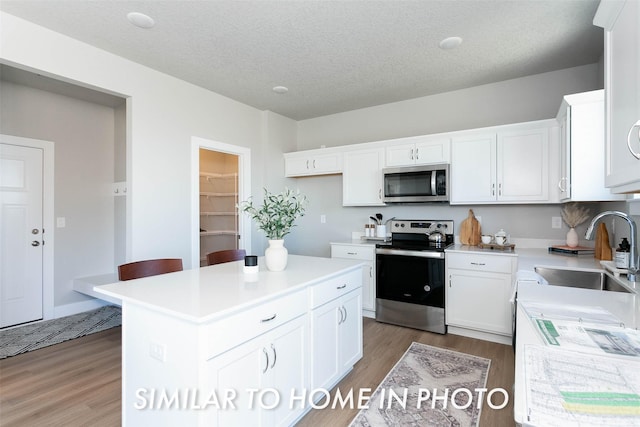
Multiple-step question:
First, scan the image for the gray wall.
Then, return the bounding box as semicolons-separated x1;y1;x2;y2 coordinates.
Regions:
0;80;122;307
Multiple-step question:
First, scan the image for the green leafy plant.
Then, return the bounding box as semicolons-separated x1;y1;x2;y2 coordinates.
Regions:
239;188;308;239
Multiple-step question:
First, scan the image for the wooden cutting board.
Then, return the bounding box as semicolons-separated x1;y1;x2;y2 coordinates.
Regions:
460;209;481;246
595;222;613;260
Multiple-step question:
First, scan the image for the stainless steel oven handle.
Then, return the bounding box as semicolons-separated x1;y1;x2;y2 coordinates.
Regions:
375;247;445;259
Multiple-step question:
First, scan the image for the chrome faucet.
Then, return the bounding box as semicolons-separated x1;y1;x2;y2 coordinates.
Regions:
585;211;639;282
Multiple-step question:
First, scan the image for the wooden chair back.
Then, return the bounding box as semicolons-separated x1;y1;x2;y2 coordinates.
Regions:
118;258;183;281
206;249;246;266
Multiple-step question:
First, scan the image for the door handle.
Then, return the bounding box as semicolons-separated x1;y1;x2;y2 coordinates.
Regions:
32;241;40;247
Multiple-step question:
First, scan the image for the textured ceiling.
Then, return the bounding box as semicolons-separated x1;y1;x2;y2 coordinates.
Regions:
0;0;603;120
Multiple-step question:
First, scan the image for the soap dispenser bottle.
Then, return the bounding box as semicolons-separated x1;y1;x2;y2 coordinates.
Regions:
615;237;631;269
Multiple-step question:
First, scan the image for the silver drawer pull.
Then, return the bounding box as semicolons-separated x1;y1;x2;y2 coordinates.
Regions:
261;314;277;323
337;284;347;289
347;252;357;255
470;262;486;266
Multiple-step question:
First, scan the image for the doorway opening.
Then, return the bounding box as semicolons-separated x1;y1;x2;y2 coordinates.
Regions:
199;149;240;267
191;137;251;269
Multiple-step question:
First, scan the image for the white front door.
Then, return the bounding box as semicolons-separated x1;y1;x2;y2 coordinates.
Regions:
1;143;44;327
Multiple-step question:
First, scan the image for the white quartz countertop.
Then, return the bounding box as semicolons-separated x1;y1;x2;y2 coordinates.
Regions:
94;255;363;324
513;281;638;424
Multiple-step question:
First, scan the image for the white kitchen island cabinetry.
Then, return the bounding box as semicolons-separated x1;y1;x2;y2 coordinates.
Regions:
594;0;640;193
342;147;385;206
385;135;450;167
445;249;517;345
95;255;363;427
330;242;375;317
310;274;362;392
284;148;342;177
450;120;557;204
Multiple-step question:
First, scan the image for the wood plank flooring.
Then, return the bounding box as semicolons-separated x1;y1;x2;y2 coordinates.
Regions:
0;318;515;426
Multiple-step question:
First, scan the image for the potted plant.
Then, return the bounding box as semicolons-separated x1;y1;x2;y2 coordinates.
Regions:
238;188;307;271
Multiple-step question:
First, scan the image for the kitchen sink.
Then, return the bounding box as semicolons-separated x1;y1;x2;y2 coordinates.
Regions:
534;267;632;293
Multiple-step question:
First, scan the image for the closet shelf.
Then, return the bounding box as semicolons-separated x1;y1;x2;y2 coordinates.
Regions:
200;211;237;216
200;192;238;197
200;230;239;237
200;172;238;179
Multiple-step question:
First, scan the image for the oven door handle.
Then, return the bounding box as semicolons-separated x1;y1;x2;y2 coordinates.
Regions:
375;248;445;259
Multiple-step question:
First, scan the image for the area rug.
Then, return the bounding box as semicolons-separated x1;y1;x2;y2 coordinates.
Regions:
0;305;121;359
350;342;491;427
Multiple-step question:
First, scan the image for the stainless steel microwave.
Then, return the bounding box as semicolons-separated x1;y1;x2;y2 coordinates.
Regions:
382;164;449;203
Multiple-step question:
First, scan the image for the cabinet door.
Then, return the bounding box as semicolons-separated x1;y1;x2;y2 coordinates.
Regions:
339;289;363;371
558;106;571;200
207;316;307;427
284;152;342;177
310;299;340;391
385;142;415;167
312;153;342;175
450;134;496;203
601;0;640;191
210;338;264;427
447;269;511;335
269;316;307;427
342;148;385;206
360;261;374;312
497;127;549;202
285;154;313;177
414;137;450;165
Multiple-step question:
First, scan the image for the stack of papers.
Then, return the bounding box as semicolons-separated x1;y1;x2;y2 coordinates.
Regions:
521;302;640;426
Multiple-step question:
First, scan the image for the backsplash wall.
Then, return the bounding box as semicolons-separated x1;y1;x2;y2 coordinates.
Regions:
284;175;629;257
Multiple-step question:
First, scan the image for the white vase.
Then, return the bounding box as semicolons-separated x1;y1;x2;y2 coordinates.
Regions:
566;227;579;248
265;239;288;271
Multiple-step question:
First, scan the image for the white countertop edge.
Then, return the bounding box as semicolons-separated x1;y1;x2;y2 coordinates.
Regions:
94;256;365;324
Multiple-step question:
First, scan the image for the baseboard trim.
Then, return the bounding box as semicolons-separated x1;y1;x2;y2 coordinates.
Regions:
53;299;112;319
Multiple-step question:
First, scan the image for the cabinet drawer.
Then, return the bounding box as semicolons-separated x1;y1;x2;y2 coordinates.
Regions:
310;269;362;309
447;253;513;273
331;244;374;260
204;289;307;359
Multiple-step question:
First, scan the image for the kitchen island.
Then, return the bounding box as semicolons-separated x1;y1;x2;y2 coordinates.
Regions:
95;255;364;427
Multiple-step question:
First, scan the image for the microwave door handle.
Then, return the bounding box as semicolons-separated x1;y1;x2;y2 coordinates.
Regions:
431;171;437;195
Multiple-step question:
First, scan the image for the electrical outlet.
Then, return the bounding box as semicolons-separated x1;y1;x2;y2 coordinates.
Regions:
552;216;562;229
475;215;482;224
320;214;326;224
56;217;66;228
149;342;166;362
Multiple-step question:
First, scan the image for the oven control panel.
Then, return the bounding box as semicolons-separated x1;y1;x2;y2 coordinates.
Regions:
391;219;454;235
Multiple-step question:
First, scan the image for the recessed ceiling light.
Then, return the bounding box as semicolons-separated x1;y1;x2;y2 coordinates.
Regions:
439;36;463;50
273;86;289;94
127;12;155;29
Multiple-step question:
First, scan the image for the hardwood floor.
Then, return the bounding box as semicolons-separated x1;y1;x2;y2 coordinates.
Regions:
0;319;515;427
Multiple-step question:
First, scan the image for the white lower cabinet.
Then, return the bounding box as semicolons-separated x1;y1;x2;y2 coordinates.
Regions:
311;289;362;391
309;269;363;392
330;243;375;316
206;315;307;427
446;252;516;339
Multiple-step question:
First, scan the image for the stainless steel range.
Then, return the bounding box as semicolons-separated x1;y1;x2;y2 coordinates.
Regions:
375;219;454;334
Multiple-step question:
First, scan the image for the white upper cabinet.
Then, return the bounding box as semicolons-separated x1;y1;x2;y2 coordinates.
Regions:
385;136;450;167
342;147;385;206
284;149;342;177
450;121;556;204
556;90;626;202
594;0;640;192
